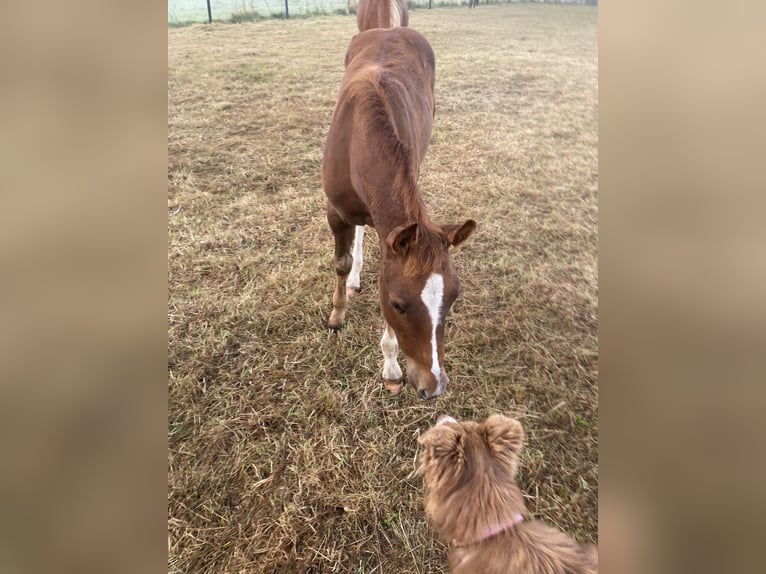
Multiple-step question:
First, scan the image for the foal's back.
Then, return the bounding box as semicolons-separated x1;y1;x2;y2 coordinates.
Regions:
323;27;435;208
343;26;434;150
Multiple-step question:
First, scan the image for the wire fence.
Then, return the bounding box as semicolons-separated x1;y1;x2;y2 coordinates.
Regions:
168;0;596;25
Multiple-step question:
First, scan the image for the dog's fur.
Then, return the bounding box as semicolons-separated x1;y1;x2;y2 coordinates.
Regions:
418;414;598;573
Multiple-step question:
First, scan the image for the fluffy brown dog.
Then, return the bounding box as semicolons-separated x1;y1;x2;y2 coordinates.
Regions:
418;414;598;573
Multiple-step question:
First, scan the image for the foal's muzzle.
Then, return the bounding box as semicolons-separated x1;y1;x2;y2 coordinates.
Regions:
407;360;448;400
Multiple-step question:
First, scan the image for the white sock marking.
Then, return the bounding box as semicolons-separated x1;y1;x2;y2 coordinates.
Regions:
420;273;444;381
348;225;365;291
380;322;403;381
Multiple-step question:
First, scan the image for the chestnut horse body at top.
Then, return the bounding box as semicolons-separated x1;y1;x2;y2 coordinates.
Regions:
321;27;476;400
357;0;409;32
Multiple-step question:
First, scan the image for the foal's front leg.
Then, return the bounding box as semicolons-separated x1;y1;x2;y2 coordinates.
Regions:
327;208;355;330
380;321;404;393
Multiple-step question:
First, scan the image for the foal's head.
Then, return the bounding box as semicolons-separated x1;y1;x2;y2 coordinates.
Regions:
380;219;475;399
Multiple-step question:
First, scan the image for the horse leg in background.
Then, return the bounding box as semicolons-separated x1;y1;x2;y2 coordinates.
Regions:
346;225;365;297
380;321;404;393
327;207;355;330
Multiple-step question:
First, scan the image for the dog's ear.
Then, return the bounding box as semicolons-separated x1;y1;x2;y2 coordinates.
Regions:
482;415;524;462
418;423;465;463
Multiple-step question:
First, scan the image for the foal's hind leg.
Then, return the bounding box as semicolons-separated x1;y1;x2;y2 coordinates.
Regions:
327;207;355;330
346;225;365;297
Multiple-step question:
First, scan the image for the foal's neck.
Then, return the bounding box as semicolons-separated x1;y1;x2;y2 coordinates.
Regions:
368;183;430;240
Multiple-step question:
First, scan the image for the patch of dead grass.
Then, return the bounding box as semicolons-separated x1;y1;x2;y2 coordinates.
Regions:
169;5;597;573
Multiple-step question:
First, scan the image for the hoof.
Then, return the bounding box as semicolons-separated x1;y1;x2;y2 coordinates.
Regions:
383;379;405;395
346;286;361;298
328;309;345;331
327;321;343;332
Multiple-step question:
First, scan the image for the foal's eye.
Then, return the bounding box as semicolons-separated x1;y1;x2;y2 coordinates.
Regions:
390;300;406;315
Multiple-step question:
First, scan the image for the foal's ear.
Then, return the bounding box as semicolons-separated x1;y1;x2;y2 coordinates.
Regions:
442;219;476;248
386;222;419;255
482;415;524;460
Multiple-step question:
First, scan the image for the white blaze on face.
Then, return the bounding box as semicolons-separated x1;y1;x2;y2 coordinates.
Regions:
420;273;444;381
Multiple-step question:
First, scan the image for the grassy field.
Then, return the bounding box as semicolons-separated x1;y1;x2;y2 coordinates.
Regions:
168;5;597;572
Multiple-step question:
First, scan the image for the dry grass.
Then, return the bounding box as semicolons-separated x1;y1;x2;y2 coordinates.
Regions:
168;5;597;573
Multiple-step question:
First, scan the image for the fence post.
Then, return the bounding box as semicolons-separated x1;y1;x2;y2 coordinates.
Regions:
285;0;289;19
206;0;212;23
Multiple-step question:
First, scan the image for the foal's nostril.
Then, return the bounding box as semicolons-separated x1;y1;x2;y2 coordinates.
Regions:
417;389;428;400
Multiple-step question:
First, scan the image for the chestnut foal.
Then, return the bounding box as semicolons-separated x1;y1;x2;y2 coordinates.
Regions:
322;28;475;399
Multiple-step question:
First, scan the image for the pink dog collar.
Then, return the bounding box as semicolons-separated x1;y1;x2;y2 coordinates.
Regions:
452;512;525;547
